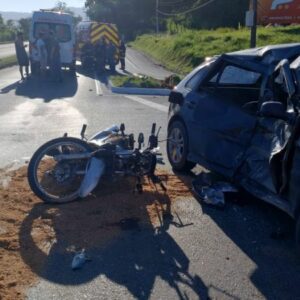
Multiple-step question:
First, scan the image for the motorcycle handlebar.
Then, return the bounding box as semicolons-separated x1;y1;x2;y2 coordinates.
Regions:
151;123;156;135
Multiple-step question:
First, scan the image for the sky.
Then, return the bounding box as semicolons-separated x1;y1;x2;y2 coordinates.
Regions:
1;0;86;12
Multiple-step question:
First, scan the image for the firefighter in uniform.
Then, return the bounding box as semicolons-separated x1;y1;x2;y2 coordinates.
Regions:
119;40;126;70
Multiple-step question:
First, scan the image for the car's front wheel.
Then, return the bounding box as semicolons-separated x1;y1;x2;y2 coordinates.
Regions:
296;215;300;255
167;120;195;172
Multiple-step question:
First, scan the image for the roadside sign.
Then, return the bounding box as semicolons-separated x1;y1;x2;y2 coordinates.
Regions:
258;0;300;25
246;10;254;27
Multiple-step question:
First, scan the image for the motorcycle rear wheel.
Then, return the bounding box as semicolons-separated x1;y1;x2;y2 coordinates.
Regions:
28;137;93;204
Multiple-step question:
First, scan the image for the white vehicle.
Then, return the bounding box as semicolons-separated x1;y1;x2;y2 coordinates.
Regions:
29;10;76;72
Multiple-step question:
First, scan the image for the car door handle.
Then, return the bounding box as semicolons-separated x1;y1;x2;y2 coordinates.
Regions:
187;101;196;109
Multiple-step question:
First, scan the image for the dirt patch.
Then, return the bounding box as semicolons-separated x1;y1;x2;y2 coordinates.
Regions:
0;164;194;300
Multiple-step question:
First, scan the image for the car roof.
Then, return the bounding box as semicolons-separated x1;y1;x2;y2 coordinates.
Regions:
228;43;300;63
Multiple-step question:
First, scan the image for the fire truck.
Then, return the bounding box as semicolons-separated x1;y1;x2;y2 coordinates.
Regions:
75;21;121;69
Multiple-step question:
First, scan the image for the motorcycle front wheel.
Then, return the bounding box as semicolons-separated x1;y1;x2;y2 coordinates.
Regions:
28;137;93;204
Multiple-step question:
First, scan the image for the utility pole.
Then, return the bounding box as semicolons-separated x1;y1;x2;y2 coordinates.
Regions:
156;0;159;34
250;0;258;48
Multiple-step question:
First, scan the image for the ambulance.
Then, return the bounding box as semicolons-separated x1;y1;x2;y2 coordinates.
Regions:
29;10;76;72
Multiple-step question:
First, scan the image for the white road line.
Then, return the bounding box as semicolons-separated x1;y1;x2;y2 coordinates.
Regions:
94;73;103;96
125;95;168;113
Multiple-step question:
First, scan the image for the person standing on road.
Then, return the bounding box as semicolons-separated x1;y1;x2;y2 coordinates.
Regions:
106;41;116;72
49;31;62;82
36;32;48;78
81;41;94;69
95;38;106;73
15;32;29;80
119;40;126;71
29;38;40;76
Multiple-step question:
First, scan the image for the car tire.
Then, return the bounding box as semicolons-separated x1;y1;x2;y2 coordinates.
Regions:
167;120;196;172
296;215;300;255
69;61;76;75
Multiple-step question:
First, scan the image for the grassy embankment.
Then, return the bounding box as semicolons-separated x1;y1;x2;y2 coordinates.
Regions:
110;75;163;88
131;26;300;75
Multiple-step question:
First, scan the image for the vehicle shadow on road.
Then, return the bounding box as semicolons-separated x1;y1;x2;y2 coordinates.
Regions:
14;73;78;102
0;81;20;95
191;171;300;300
19;175;207;299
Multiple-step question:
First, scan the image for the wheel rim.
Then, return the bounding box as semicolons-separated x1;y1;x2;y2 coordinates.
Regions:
169;127;185;164
33;141;90;202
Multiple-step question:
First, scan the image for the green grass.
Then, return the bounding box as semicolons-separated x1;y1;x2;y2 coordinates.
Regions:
111;75;163;88
0;55;17;70
131;26;300;75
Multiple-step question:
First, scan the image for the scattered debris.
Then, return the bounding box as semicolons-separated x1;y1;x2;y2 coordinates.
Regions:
192;173;238;208
0;165;194;299
71;249;91;270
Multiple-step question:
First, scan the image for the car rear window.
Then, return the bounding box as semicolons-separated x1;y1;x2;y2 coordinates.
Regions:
219;65;261;85
34;22;71;42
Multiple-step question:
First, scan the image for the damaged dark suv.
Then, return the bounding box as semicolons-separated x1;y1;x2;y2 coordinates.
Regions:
167;44;300;249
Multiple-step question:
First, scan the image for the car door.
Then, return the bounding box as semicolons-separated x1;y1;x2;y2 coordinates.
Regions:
186;58;265;178
239;59;296;195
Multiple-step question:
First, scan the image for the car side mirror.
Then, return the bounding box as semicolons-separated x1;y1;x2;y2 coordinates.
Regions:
138;133;144;144
169;91;184;105
260;101;287;120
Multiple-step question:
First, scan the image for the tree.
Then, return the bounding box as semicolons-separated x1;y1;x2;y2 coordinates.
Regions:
0;14;16;42
84;0;250;38
85;0;155;39
160;0;249;29
18;18;31;39
0;14;4;31
55;1;68;11
53;1;83;25
6;20;15;30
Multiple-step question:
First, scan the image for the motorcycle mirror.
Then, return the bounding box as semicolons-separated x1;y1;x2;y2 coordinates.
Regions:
81;124;87;140
156;126;161;137
151;123;156;135
138;133;144;144
120;123;125;135
129;133;135;149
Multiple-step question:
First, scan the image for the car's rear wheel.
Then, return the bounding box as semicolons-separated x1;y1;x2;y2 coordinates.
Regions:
167;120;196;171
296;215;300;255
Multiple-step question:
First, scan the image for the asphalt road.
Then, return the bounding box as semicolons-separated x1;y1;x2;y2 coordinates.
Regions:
0;53;300;300
0;42;16;59
125;47;174;80
0;43;173;79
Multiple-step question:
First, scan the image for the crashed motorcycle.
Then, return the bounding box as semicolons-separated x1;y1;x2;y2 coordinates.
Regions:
28;123;165;203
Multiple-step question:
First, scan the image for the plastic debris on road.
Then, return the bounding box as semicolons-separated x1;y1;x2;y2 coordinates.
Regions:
192;173;238;208
71;249;90;270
